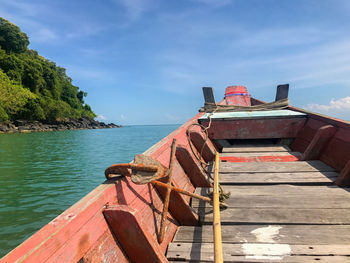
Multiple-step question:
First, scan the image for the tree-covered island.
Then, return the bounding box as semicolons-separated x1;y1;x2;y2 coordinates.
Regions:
0;17;119;133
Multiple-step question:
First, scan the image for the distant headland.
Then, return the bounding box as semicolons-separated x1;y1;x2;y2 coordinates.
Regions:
0;17;120;133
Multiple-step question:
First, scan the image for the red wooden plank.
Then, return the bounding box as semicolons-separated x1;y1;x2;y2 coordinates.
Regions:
320;138;350;171
48;210;126;262
175;145;211;187
291;137;310;153
155;177;199;226
113;177;178;253
289;105;350;129
335;159;350;187
189;131;217;163
82;230;128;263
301;125;337;160
220;155;299;163
334;128;350;142
204;118;306;139
2;183;118;263
103;205;168;263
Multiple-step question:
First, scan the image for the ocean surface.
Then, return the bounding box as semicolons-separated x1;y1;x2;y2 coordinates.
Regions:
0;125;179;257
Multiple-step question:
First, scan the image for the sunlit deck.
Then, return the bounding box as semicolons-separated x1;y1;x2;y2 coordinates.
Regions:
167;144;350;262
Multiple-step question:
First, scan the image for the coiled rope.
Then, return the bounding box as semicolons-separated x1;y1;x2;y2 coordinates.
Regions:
186;104;230;204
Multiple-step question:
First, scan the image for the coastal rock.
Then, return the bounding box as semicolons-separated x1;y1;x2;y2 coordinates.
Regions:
0;118;122;134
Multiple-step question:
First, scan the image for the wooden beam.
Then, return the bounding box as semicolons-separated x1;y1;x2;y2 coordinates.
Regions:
202;87;215;104
204;118;306;140
275;84;289;101
335;159;350;187
154;178;199;226
189;131;216;163
301;125;337;160
175;145;211;187
103;205;168;263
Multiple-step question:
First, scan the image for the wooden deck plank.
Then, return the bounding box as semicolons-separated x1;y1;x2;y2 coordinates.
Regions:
222;145;291;153
195;185;350;197
169;256;350;262
167;243;350;262
173;225;350;244
217;171;338;184
220;151;300;157
216;160;336;173
196;208;350;224
192;195;350;208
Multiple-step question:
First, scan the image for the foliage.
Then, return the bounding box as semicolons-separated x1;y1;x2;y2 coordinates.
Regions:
0;18;96;122
0;69;36;117
0;103;8;122
0;18;29;53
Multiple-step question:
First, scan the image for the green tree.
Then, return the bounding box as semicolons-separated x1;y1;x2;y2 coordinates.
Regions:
0;69;36;117
0;17;96;122
0;103;8;121
0;18;29;53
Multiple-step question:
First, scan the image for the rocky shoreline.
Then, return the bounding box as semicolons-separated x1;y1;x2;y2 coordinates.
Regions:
0;118;121;134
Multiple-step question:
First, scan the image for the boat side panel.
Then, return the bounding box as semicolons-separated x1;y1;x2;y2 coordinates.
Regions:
203;118;306;139
291;112;350;171
1;183;126;263
81;230;128;263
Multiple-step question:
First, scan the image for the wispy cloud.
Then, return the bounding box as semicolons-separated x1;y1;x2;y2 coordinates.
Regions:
112;0;157;25
96;114;107;121
305;96;350;121
306;97;350;112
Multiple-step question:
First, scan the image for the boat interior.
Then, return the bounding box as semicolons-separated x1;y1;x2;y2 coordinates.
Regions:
3;85;350;263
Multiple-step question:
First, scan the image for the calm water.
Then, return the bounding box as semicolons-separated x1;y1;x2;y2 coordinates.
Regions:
0;125;179;257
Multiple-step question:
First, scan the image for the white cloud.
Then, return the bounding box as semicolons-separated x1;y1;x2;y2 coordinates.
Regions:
96;114;107;121
120;114;126;120
306;97;350;112
305;97;350;121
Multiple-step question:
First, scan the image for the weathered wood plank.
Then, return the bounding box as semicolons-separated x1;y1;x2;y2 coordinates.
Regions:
192;194;350;209
167;243;350;262
173;225;350;244
204;118;306;139
216;160;335;173
195;185;350;197
196;208;350;224
220;151;300;157
301;125;337;161
169;257;350;263
217;171;338;184
222;145;291;153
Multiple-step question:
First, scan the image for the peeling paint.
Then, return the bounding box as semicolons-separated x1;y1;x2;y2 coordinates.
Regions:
242;243;291;260
251;225;282;243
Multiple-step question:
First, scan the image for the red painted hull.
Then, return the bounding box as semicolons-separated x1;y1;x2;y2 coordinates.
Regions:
2;91;350;263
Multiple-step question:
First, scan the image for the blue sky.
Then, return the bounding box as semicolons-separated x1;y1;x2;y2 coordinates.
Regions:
1;0;350;124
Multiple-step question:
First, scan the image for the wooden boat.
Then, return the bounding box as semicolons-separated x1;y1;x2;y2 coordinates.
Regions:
2;84;350;263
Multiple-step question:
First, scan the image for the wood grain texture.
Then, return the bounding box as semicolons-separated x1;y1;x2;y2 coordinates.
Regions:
204;118;306;140
217;171;338;184
195;185;350;196
173;224;350;244
216;160;335;173
197;207;350;224
103;205;168;263
301;125;337;160
168;257;350;262
222;145;291;153
167;243;350;262
220;151;300;157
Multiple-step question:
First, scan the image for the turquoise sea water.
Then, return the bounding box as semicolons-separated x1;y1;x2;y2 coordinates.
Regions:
0;125;179;257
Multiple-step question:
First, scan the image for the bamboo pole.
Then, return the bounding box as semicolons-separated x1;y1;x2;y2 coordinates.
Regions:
213;152;223;263
158;139;177;243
